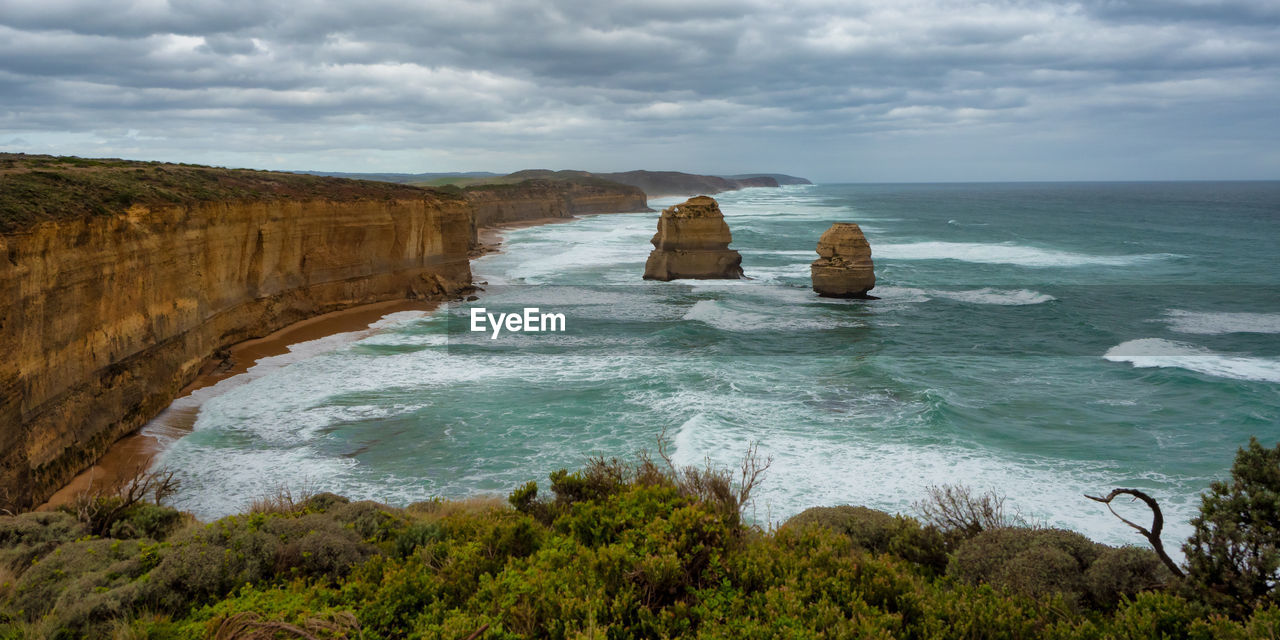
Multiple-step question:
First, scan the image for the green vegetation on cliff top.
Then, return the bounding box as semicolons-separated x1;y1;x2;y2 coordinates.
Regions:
2;439;1278;639
0;154;455;233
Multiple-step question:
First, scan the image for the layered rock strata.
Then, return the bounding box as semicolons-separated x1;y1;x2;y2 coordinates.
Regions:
464;179;649;227
0;196;473;510
643;196;744;281
810;223;875;298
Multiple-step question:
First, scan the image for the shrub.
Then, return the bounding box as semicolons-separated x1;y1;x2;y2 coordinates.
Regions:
949;527;1104;606
1182;437;1280;615
0;512;86;575
1106;591;1210;640
0;565;14;603
147;517;283;611
107;503;184;541
299;492;350;514
64;468;179;537
392;521;443;558
328;501;408;542
1086;546;1172;608
9;539;150;621
262;514;374;580
783;505;949;573
248;484;318;515
914;484;1025;539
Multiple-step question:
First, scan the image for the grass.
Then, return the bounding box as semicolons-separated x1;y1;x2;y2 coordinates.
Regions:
0;154;460;233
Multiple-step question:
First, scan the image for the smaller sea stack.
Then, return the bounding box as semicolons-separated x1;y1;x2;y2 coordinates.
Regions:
643;195;744;281
811;223;875;298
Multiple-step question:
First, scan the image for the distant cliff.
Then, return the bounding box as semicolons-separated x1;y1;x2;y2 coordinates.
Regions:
722;173;813;186
462;178;650;227
486;169;808;198
591;171;775;197
289;167;809;199
0;155;655;510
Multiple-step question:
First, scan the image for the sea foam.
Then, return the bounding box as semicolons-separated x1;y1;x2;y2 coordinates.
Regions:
1104;338;1280;383
1163;310;1280;335
931;288;1056;305
875;241;1174;267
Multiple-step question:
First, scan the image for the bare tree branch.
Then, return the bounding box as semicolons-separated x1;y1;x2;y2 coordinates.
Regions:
1086;488;1184;578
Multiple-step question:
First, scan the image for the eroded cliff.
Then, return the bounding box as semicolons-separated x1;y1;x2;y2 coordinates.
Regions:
463;179;650;227
0;157;475;510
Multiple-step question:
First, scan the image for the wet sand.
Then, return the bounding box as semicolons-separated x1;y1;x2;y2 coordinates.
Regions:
40;219;561;510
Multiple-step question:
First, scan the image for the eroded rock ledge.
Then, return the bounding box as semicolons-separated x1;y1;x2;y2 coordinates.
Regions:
643;196;744;281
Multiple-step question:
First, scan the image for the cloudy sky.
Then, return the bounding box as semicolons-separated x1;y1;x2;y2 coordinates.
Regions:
1;0;1277;181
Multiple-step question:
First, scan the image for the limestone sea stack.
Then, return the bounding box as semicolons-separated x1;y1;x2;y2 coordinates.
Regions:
643;195;744;281
811;223;875;298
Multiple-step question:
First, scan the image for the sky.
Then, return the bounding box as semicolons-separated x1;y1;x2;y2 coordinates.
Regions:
1;0;1278;182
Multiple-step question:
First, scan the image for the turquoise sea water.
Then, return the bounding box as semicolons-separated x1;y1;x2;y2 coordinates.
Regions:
156;182;1280;548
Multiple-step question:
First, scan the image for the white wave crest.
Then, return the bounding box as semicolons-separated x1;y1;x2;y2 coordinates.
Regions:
682;300;777;332
875;241;1174;267
1163;310;1280;335
1104;338;1280;383
932;288;1056;305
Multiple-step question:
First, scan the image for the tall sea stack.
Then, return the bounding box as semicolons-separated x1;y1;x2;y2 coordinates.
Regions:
643;196;744;281
811;222;875;298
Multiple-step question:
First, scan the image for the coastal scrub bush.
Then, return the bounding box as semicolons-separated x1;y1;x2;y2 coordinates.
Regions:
1085;546;1173;608
328;501;409;543
783;505;950;573
63;467;179;538
11;446;1280;637
8;539;152;622
914;484;1025;539
147;516;283;611
106;502;184;541
948;527;1103;607
1182;437;1280;615
261;513;374;580
0;511;86;574
300;492;350;513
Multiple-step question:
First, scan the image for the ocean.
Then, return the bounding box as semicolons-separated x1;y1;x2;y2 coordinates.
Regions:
154;182;1280;549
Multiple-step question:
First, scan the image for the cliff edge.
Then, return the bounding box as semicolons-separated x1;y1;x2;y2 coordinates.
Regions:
0;155;475;511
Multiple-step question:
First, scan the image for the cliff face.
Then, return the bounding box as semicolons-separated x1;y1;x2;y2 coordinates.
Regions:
810;223;875;298
723;173;813;186
599;171;780;198
0;197;473;510
464;179;649;227
643;196;744;281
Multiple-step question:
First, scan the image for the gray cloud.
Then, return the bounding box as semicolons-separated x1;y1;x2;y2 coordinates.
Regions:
0;0;1276;180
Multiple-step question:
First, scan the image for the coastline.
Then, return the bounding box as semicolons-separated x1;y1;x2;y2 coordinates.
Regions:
39;218;565;510
476;216;580;256
40;298;439;509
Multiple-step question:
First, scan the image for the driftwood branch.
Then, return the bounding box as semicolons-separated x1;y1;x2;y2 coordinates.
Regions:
1085;488;1184;578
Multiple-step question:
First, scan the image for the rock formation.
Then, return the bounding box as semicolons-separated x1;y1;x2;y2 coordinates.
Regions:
810;223;875;298
0;156;477;511
643;196;743;281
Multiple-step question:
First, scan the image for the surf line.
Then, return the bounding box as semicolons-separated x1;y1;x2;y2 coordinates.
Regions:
470;307;567;339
